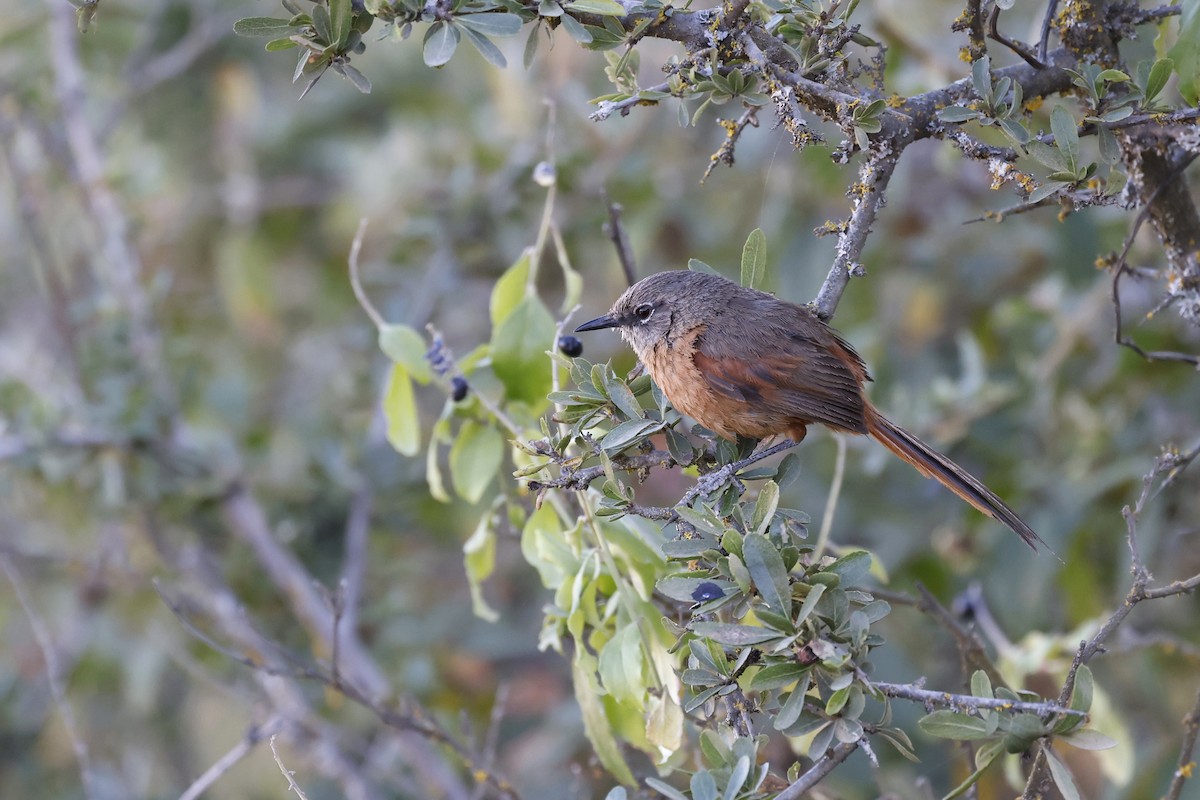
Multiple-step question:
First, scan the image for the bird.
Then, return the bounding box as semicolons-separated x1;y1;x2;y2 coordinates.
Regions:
575;270;1044;551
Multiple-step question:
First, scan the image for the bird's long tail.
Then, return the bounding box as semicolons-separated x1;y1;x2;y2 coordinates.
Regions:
864;406;1044;551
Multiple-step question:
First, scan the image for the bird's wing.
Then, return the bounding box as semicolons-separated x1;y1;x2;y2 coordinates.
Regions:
692;302;869;434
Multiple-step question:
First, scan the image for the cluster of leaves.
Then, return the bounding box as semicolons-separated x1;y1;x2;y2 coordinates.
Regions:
234;0;376;97
919;666;1114;799
764;0;879;78
937;54;1180;203
237;0;638;77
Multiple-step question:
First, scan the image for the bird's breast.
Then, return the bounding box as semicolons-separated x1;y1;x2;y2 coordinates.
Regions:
643;327;743;440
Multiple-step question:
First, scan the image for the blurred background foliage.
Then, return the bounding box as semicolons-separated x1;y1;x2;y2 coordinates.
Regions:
0;0;1198;798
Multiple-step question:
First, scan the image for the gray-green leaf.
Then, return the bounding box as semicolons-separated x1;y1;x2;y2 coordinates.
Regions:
423;21;460;67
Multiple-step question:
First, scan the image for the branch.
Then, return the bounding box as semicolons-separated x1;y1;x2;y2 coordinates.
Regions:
812;148;900;320
603;194;638;286
177;717;284;800
1164;688;1200;800
1110;151;1200;365
774;740;861;800
872;680;1084;719
270;735;312;800
0;553;97;800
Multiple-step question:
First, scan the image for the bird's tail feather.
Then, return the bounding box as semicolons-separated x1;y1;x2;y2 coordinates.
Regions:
864;406;1045;552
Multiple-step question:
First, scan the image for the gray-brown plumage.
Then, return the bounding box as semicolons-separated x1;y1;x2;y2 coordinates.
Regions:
577;270;1043;551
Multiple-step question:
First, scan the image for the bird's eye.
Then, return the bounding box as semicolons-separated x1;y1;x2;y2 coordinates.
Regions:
634;303;655;322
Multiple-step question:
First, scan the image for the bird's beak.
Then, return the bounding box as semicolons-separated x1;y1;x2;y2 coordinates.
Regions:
575;314;620;332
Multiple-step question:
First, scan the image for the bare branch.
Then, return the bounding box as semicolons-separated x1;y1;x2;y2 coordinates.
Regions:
270;735;312;800
774;740;861;800
872;681;1085;719
1164;688;1200;800
603;195;638;286
0;553;97;800
812;148;900;320
177;717;284;800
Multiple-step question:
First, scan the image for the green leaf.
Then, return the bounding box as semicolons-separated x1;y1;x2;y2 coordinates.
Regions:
600;419;659;453
773;672;812;730
938;106;983;123
690;622;779;646
329;0;352;47
490;250;531;326
825;686;849;715
311;4;332;42
603;373;645;419
605;788;628;800
742;532;791;615
1070;665;1094;713
460;24;508;68
1050;105;1079;170
723;755;750;800
749;481;779;537
382;363;420;456
746;662;808;691
265;37;299;51
793;583;825;627
463;506;500;621
971;55;991;100
825;550;871;586
458;13;524;37
335;63;371;94
423;21;460;67
426;418;451;502
491;295;555;406
1169;0;1200;101
1095;68;1129;84
449;420;504;503
598;623;644;705
234;17;298;37
1025;140;1070;171
1144;57;1174;102
971;670;993;699
566;0;627;15
573;652;636;786
1060;728;1118;751
918;710;991;740
690;770;719;800
379;323;433;383
559;13;593;43
1027;180;1068;204
687;258;719;275
941;739;1002;800
740;228;769;291
644;778;689;800
1044;746;1082;800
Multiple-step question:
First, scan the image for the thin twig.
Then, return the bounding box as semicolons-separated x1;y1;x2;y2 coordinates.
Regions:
177;717;283;800
1037;0;1061;63
348;218;386;329
603;195;638;286
270;735;312;800
1111;153;1200;366
872;681;1084;719
1164;688;1200;800
987;5;1045;69
774;740;861;799
589;81;672;121
0;553;97;800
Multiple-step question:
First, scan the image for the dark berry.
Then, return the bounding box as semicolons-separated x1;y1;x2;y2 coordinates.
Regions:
451;376;469;402
558;335;584;357
691;582;724;602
